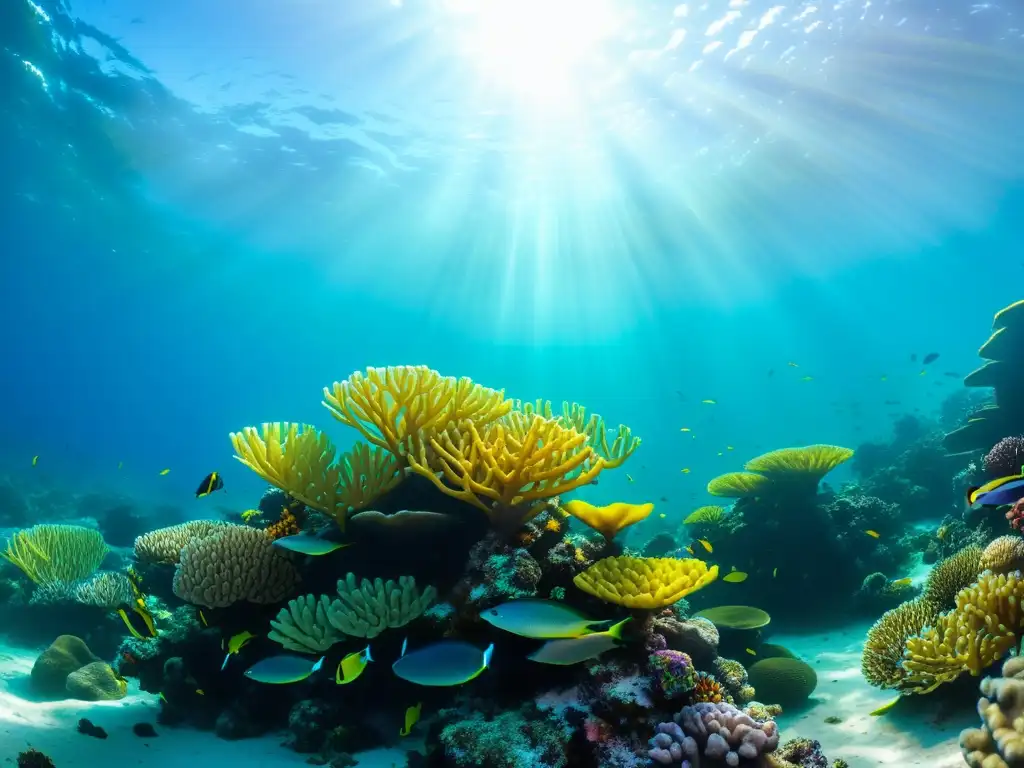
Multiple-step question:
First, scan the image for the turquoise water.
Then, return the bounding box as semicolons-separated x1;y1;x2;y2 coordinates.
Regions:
2;0;1023;519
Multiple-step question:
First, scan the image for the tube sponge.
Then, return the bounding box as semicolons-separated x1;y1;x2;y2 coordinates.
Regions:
961;656;1024;767
134;520;235;565
573;556;718;609
268;594;341;653
649;701;779;766
172;525;298;608
2;525;108;586
326;573;436;639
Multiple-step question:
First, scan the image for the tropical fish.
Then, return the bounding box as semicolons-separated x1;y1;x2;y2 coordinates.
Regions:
221;631;255;671
480;599;611;639
31;455;38;466
197;608;209;627
967;473;1024;508
117;598;158;640
117;461;123;470
685;546;694;555
865;530;880;538
726;446;734;451
869;696;901;716
680;468;691;474
658;513;667;519
745;648;757;656
801;376;813;382
944;371;960;378
697;539;713;553
680;427;691;432
392;640;493;687
527;617;632;665
772;567;778;578
400;702;422;737
923;352;939;364
272;534;353;556
626;474;635;483
196;688;205;696
787;362;799;367
159;468;170;475
880;375;888;381
244;655;325;684
195;471;224;498
336;646;373;684
702;399;716;405
890;577;912;587
722;571;748;583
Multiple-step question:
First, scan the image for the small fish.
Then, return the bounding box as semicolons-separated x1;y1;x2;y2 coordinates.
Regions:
726;446;734;451
722;571;748;583
943;371;960;378
701;399;716;405
697;538;713;553
244;655;325;684
480;599;612;639
240;509;263;523
196;471;224;498
680;468;691;474
196;688;205;696
658;513;666;519
159;468;170;476
680;427;691;432
117;598;158;640
336;645;373;684
880;375;888;381
626;474;635;483
865;530;880;538
717;451;723;456
685;546;694;555
400;702;423;737
745;648;757;656
31;455;38;466
272;534;353;556
197;608;209;627
967;473;1024;508
787;362;799;367
890;577;912;587
392;640;493;687
117;461;123;470
158;692;167;703
221;630;255;671
923;352;939;364
528;617;632;665
919;369;927;376
869;696;901;716
772;567;778;578
801;376;813;381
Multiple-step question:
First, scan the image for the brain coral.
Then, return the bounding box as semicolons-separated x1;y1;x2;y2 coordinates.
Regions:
172;525;298;608
134;520;235;565
746;658;818;707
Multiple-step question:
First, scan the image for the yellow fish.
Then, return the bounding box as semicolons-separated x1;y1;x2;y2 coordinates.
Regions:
31;455;38;467
222;631;255;670
717;451;723;456
702;399;716;405
400;702;422;737
869;696;901;716
801;376;813;381
722;571;748;583
159;468;170;476
890;577;912;587
726;446;734;451
697;539;713;553
865;529;880;539
626;474;635;483
680;427;691;432
680;468;691;474
745;648;757;656
196;688;205;696
685;546;694;555
336;646;373;685
658;513;666;519
772;567;778;578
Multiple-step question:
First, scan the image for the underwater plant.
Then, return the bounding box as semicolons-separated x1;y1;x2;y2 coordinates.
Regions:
2;524;108;586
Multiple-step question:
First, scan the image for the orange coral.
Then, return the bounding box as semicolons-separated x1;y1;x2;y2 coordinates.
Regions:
692;672;730;703
265;509;300;541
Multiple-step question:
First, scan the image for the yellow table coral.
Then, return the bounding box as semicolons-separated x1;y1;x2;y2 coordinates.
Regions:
707;472;775;498
743;445;854;481
562;500;653;540
573;556;718;609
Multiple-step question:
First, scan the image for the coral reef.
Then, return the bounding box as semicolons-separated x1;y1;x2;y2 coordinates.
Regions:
961;655;1024;767
649;701;780;765
984;437;1024;477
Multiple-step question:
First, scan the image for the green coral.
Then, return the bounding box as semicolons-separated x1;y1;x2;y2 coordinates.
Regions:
2;525;108;586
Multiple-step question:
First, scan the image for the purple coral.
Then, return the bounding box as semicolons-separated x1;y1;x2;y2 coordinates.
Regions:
984;437;1024;478
649;702;779;766
648;650;696;699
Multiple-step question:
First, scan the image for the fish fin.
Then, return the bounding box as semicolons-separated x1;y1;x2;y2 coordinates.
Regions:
400;726;409;737
400;637;408;657
221;653;231;672
364;645;373;663
117;609;144;640
606;616;633;641
482;643;495;669
312;656;325;673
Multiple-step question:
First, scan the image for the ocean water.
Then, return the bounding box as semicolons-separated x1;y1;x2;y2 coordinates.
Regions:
2;1;1024;766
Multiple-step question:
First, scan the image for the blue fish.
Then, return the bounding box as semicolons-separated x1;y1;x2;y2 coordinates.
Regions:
967;472;1024;507
392;640;493;687
243;655;324;684
272;534;352;556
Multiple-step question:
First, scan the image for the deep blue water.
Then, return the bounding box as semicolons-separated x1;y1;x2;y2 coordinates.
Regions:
2;0;1023;523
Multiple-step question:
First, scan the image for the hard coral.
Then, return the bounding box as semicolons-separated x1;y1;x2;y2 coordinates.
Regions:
650;701;779;765
648;650;697;699
692;671;731;704
984;437;1024;477
862;598;940;689
980;536;1024;574
574;556;718;609
961;655;1024;767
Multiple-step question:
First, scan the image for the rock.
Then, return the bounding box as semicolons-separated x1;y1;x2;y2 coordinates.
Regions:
655;616;720;666
66;661;127;701
31;635;100;696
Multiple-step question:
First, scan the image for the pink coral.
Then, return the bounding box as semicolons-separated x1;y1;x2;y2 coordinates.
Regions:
1006;499;1024;532
984;437;1024;478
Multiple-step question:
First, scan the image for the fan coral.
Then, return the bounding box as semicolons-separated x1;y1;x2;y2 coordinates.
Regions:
692;672;730;704
961;655;1024;767
74;571;134;609
134;520;234;565
3;525;108;586
981;536;1024;574
649;701;779;765
172;525;298;608
862;597;941;689
648;650;696;699
984;437;1024;478
561;500;653;541
921;544;983;609
573;556;718;609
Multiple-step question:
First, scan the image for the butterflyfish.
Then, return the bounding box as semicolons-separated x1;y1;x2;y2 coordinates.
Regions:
400;702;422;737
196;471;224;498
336;645;373;684
244;655;325;684
967;472;1024;508
527;617;632;665
117;598;157;640
272;534;353;556
890;577;912;587
159;468;170;475
865;530;880;538
221;630;255;671
392;640;493;687
697;538;713;553
722;571;748;583
480;599;611;639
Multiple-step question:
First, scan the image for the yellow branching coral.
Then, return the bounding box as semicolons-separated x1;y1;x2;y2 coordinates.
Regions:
230;422;350;526
707;472;775;498
682;506;726;526
407;414;605;530
861;597;940;689
573;556;718;609
743;445;854;481
922;544;983;609
516;399;641;469
902;571;1024;694
562;500;653;541
336;441;403;513
2;525;108;586
322;366;509;460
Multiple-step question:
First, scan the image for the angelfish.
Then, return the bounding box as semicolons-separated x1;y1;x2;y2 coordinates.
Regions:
335;646;372;684
195;471;224;498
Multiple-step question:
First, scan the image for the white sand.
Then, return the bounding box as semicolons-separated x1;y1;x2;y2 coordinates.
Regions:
773;622;976;768
0;641;408;767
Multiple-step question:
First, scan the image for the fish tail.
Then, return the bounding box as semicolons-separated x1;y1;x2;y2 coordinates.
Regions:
606;616;633;641
400;637;408;657
221;652;231;672
117;609;144;640
482;643;495;669
364;645;373;663
312;656;325;673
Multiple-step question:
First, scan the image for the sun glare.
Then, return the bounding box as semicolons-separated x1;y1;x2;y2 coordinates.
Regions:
442;0;617;102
